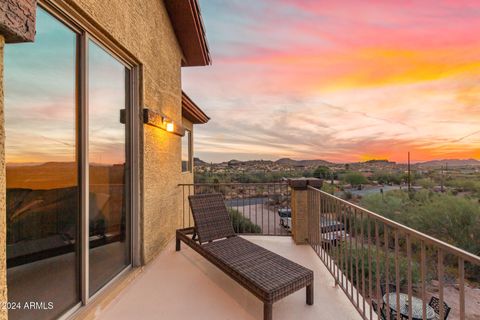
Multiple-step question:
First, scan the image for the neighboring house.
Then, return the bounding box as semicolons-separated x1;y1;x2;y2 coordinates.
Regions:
0;1;210;319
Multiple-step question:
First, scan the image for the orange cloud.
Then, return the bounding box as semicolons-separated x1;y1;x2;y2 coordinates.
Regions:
183;0;480;162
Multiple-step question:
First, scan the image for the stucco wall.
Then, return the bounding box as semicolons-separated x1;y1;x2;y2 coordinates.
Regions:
67;0;188;263
0;34;7;320
0;0;36;43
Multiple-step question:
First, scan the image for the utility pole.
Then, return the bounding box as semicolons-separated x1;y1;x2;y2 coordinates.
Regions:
408;152;411;192
441;163;446;193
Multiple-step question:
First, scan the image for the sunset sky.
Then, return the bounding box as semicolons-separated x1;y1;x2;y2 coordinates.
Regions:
183;0;480;163
5;9;126;165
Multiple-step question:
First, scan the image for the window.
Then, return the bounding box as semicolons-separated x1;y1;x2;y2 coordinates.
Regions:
5;5;134;319
182;130;192;172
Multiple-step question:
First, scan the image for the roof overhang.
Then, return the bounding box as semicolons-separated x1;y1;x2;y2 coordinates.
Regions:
165;0;211;67
182;92;210;124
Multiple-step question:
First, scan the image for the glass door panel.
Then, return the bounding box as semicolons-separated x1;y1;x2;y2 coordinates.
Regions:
88;41;130;296
5;8;80;320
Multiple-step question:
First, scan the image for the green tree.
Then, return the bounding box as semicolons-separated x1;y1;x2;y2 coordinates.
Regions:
372;171;403;184
313;166;331;179
416;178;435;189
343;172;368;186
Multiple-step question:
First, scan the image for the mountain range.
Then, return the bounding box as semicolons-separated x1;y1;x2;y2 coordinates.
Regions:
415;159;480;168
194;157;480;167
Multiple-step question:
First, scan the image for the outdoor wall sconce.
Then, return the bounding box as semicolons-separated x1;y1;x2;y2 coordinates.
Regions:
120;108;185;136
165;120;175;132
143;108;185;136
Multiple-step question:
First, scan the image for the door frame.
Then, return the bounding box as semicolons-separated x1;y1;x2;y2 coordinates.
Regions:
36;0;142;314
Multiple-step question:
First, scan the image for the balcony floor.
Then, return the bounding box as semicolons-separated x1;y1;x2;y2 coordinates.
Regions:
97;236;362;320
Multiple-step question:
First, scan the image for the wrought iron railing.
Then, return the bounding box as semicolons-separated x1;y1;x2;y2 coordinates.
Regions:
307;186;480;320
179;182;291;236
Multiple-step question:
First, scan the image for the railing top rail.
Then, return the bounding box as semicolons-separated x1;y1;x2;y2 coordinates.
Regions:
308;186;480;265
179;182;289;186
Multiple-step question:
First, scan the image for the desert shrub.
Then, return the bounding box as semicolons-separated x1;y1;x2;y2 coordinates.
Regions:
228;208;262;234
321;183;336;194
404;194;480;256
446;178;480;192
343;172;368;186
359;190;408;221
359;190;480;282
360;191;480;254
372;171;404;185
337;241;420;296
314;166;331;179
416;178;435;189
343;191;353;200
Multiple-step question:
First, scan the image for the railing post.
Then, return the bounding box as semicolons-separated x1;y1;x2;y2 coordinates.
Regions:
288;178;323;244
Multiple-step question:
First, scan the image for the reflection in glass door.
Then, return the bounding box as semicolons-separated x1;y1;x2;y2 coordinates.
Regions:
5;8;80;320
5;5;133;319
88;41;130;296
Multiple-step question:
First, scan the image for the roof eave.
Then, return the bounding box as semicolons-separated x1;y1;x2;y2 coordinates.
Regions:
165;0;211;67
182;92;210;124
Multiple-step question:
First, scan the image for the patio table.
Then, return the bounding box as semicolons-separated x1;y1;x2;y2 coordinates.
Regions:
383;293;436;320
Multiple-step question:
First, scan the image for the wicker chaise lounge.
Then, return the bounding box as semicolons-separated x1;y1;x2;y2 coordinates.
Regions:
176;193;314;320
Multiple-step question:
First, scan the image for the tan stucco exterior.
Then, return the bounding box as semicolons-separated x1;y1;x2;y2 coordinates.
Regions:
289;179;322;245
291;188;309;245
0;34;7;320
0;1;204;317
65;0;194;263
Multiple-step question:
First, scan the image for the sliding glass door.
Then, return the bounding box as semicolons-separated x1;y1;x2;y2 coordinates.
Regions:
88;41;130;296
5;5;134;319
5;8;80;320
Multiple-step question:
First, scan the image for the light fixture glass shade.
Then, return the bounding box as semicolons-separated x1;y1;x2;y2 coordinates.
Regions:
166;122;174;132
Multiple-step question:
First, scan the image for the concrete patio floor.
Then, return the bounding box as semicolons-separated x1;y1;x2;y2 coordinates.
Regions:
95;236;362;320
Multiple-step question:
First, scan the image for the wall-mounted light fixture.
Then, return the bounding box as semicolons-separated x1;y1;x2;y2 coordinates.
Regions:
165;121;175;132
143;108;185;136
120;108;185;136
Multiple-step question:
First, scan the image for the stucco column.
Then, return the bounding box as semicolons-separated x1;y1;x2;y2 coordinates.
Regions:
0;34;6;320
288;178;323;245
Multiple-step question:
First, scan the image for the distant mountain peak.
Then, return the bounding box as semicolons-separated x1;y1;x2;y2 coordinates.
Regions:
193;157;208;165
275;158;333;166
417;159;480;167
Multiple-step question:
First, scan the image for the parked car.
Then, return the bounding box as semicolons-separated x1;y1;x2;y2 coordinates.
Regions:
278;208;291;229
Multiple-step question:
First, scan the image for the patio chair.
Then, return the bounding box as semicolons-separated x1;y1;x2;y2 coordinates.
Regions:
429;296;451;320
380;283;398;319
371;300;388;320
380;283;397;297
176;193;314;320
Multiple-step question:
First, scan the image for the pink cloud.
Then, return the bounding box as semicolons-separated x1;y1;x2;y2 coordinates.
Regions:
183;0;480;162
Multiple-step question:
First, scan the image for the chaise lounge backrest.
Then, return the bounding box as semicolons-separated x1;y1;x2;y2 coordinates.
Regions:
188;193;236;244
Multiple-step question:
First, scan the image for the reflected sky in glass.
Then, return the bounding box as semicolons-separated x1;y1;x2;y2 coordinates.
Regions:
5;8;126;165
5;8;76;164
88;41;126;165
